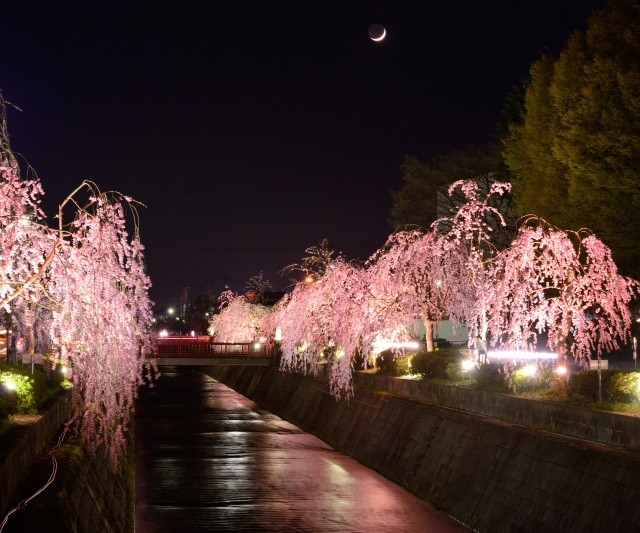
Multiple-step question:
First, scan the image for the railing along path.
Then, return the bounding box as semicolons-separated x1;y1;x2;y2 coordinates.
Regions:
151;336;275;366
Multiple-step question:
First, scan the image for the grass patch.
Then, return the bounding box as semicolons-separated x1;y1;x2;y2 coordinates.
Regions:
0;362;70;437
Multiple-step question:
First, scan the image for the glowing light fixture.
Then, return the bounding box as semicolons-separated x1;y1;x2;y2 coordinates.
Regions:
522;364;537;377
487;350;557;360
159;329;168;337
374;340;421;352
555;365;568;376
275;327;282;342
3;379;16;391
461;360;475;371
254;342;261;351
167;307;175;315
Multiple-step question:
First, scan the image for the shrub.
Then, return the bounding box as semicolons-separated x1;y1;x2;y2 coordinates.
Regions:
607;371;640;403
0;363;68;420
411;349;460;380
474;362;508;391
376;350;412;376
0;388;19;419
568;368;623;401
510;364;555;393
0;370;36;413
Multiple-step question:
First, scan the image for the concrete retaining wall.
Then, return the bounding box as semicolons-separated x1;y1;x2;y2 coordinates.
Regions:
54;439;134;532
205;365;640;532
354;373;640;451
0;389;73;515
1;393;134;532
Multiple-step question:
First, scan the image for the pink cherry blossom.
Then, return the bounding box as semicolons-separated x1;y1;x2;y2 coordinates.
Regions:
1;100;154;466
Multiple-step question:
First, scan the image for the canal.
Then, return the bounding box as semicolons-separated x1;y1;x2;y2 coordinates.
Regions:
135;367;469;532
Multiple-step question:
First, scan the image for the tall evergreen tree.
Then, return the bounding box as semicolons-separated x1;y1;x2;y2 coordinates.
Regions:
503;0;640;276
390;143;508;230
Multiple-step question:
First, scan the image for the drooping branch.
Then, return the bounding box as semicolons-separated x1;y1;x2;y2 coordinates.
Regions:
1;95;154;466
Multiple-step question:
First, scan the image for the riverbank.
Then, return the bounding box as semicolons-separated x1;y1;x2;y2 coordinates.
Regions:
0;391;134;532
204;365;640;532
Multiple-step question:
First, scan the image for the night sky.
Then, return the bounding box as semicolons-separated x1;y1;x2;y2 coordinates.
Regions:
2;1;605;308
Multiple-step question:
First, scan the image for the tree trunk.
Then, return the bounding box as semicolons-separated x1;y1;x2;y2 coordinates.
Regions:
425;319;434;352
556;309;573;368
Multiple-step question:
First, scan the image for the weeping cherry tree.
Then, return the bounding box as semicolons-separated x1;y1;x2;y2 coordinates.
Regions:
0;95;154;466
365;229;444;352
433;180;512;350
488;217;638;367
208;288;270;342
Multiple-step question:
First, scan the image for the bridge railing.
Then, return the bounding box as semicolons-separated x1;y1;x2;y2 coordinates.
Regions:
152;336;274;357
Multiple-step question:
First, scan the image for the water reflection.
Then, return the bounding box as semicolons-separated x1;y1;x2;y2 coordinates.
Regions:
135;367;468;532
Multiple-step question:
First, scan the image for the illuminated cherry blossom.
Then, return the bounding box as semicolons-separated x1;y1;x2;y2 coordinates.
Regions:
433;179;511;348
0;101;51;312
1;98;154;465
209;288;270;342
366;230;444;352
48;186;154;464
268;258;368;398
210;178;638;399
488;218;638;367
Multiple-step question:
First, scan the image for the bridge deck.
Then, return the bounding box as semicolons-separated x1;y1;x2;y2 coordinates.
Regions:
152;355;273;366
149;336;275;366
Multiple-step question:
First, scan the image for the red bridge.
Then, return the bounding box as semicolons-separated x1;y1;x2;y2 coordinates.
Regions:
150;335;276;366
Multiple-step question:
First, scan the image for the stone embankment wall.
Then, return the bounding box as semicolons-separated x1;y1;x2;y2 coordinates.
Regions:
205;365;640;533
0;389;73;514
1;393;134;532
353;373;640;451
47;440;134;532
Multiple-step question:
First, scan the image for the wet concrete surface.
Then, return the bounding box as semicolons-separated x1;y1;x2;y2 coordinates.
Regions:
135;367;469;532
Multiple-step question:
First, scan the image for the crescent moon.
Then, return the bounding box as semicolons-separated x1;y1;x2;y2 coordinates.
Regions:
371;28;386;41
